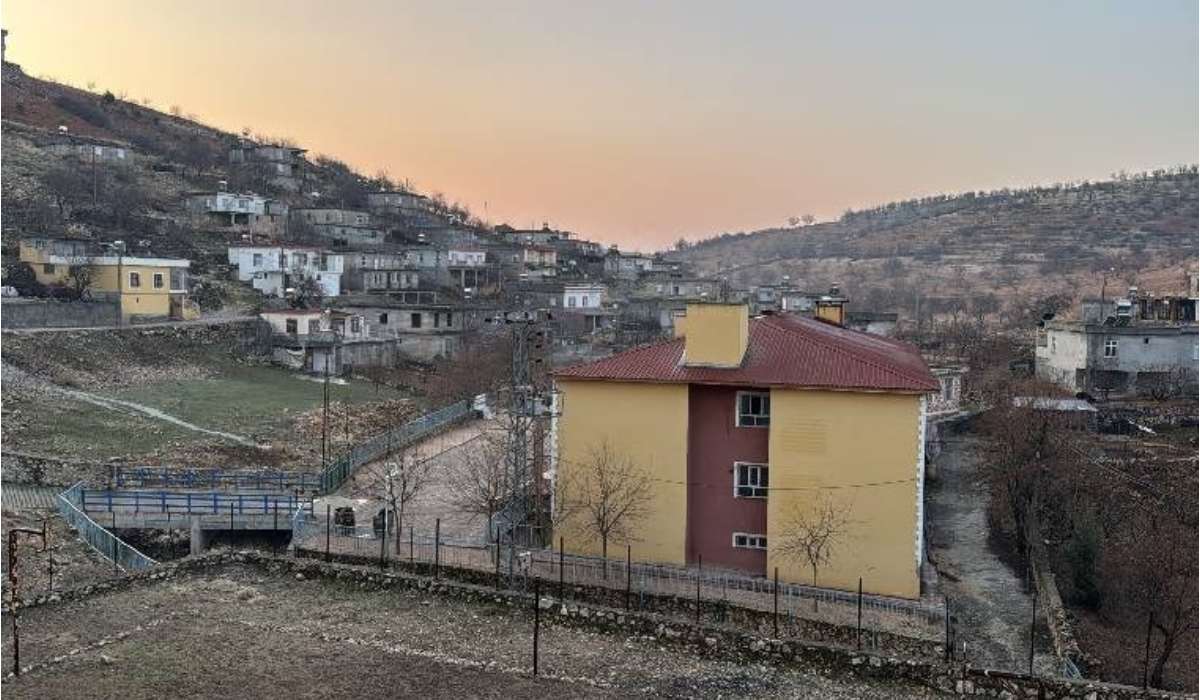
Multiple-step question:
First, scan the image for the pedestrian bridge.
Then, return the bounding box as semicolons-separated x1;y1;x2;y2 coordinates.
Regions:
80;488;311;531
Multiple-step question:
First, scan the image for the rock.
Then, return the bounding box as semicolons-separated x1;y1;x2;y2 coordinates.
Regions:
295;573;305;581
704;637;717;647
100;654;116;665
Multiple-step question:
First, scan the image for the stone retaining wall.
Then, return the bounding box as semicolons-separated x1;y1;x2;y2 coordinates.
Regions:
1;451;114;488
7;552;1186;698
294;546;943;659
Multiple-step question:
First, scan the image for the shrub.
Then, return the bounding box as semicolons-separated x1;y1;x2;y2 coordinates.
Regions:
1066;508;1103;610
53;94;110;128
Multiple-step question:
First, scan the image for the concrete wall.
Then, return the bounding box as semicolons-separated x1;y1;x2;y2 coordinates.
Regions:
1;299;120;328
1038;325;1199;394
556;380;690;564
766;389;923;599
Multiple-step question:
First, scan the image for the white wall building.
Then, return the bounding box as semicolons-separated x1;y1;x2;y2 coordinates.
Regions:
563;284;605;310
228;245;343;297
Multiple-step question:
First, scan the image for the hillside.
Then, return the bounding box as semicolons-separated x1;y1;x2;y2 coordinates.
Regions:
671;171;1198;328
0;64;478;296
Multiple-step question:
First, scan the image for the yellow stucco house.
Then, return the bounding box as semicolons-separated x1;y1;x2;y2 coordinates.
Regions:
19;237;196;322
552;302;939;599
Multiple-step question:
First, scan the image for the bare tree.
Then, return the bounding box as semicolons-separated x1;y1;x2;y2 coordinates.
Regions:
446;430;510;538
364;437;432;552
801;214;816;226
288;274;324;309
63;254;97;300
572;439;653;565
775;492;853;600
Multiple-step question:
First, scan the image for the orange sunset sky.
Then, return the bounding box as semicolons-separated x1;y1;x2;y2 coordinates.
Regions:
3;1;1196;249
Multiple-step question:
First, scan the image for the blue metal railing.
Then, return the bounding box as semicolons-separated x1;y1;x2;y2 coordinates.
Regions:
114;467;323;493
80;489;313;516
319;399;473;493
57;482;157;572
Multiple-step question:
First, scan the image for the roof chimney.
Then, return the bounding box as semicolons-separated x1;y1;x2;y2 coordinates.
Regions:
682;302;749;367
815;284;848;326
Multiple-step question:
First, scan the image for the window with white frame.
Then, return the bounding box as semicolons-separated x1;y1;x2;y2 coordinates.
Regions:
732;533;767;550
736;392;770;427
1103;339;1118;358
128;272;141;288
252;253;263;267
734;462;768;498
153;273;164;289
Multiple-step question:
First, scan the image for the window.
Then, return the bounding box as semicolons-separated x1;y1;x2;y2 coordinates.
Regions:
434;312;441;329
43;263;55;274
734;463;769;498
379;313;388;325
1050;336;1056;354
350;317;361;334
308;319;321;333
737;392;770;427
732;533;767;550
1143;337;1150;345
252;253;263;267
285;319;298;334
568;296;577;308
941;379;953;402
128;272;141;288
411;312;422;329
1103;339;1118;358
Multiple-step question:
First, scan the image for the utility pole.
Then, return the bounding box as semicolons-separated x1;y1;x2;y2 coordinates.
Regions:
489;309;554;579
321;358;330;466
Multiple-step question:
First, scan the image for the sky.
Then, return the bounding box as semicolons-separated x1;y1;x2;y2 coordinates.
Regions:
3;1;1197;249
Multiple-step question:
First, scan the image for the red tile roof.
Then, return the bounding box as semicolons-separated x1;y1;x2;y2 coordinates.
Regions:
554;313;939;393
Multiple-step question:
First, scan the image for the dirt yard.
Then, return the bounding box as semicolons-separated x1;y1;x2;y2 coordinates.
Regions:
1;564;945;699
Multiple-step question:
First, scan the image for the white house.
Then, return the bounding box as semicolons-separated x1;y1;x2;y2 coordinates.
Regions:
447;248;487;267
563;284;605;310
228;245;343;297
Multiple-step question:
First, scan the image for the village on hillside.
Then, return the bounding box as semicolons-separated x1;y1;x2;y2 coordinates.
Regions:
0;23;1197;700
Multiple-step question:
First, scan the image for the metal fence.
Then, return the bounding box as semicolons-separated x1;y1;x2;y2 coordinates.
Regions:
320;399;473;492
293;516;944;640
113;466;323;493
56;482;157;572
80;489;314;517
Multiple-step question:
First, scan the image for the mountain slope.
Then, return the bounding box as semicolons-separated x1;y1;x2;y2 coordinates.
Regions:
670;171;1198;325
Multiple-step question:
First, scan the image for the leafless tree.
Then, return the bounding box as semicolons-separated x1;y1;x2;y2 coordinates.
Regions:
43;162;89;219
63;254;96;300
776;493;853;600
572;439;653;565
365;436;432;552
288;274;324;309
801;214;816;226
446;430;510;538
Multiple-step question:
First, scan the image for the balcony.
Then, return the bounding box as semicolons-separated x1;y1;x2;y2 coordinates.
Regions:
272;331;342;347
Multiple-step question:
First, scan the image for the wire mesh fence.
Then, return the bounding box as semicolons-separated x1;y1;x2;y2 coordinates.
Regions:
113;466;323;493
292;515;944;641
56;482;157;572
320;399;473;492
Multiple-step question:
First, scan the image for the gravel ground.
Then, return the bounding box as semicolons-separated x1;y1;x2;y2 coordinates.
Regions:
2;565;947;698
925;435;1056;675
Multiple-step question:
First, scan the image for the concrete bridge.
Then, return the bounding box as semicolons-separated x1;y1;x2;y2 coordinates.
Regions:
79;488;313;554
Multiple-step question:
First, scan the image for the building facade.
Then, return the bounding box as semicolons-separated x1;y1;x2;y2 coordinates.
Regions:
19;238;193;321
552;302;938;598
1036;294;1199;396
227;245;343;297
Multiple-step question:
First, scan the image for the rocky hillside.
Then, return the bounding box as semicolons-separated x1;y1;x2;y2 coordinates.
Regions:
671;170;1198;327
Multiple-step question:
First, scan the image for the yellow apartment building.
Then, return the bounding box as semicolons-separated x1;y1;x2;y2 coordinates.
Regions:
552;301;938;599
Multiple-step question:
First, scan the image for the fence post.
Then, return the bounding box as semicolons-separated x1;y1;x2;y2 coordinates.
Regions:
273;503;279;556
434;518;441;580
48;548;54;593
857;577;863;649
1143;611;1154;689
944;595;951;661
495;527;502;590
1028;587;1037;676
625;545;631;611
409;527;414;564
112;536;119;576
533;577;541;677
325;504;331;563
559;537;565;601
695;554;702;625
773;567;779;638
230;502;234;531
376;513;386;569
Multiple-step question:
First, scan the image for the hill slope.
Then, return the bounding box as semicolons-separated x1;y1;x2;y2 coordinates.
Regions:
671;171;1198;326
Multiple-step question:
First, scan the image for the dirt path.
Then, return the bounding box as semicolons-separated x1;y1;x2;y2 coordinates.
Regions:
926;434;1057;675
61;387;256;446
